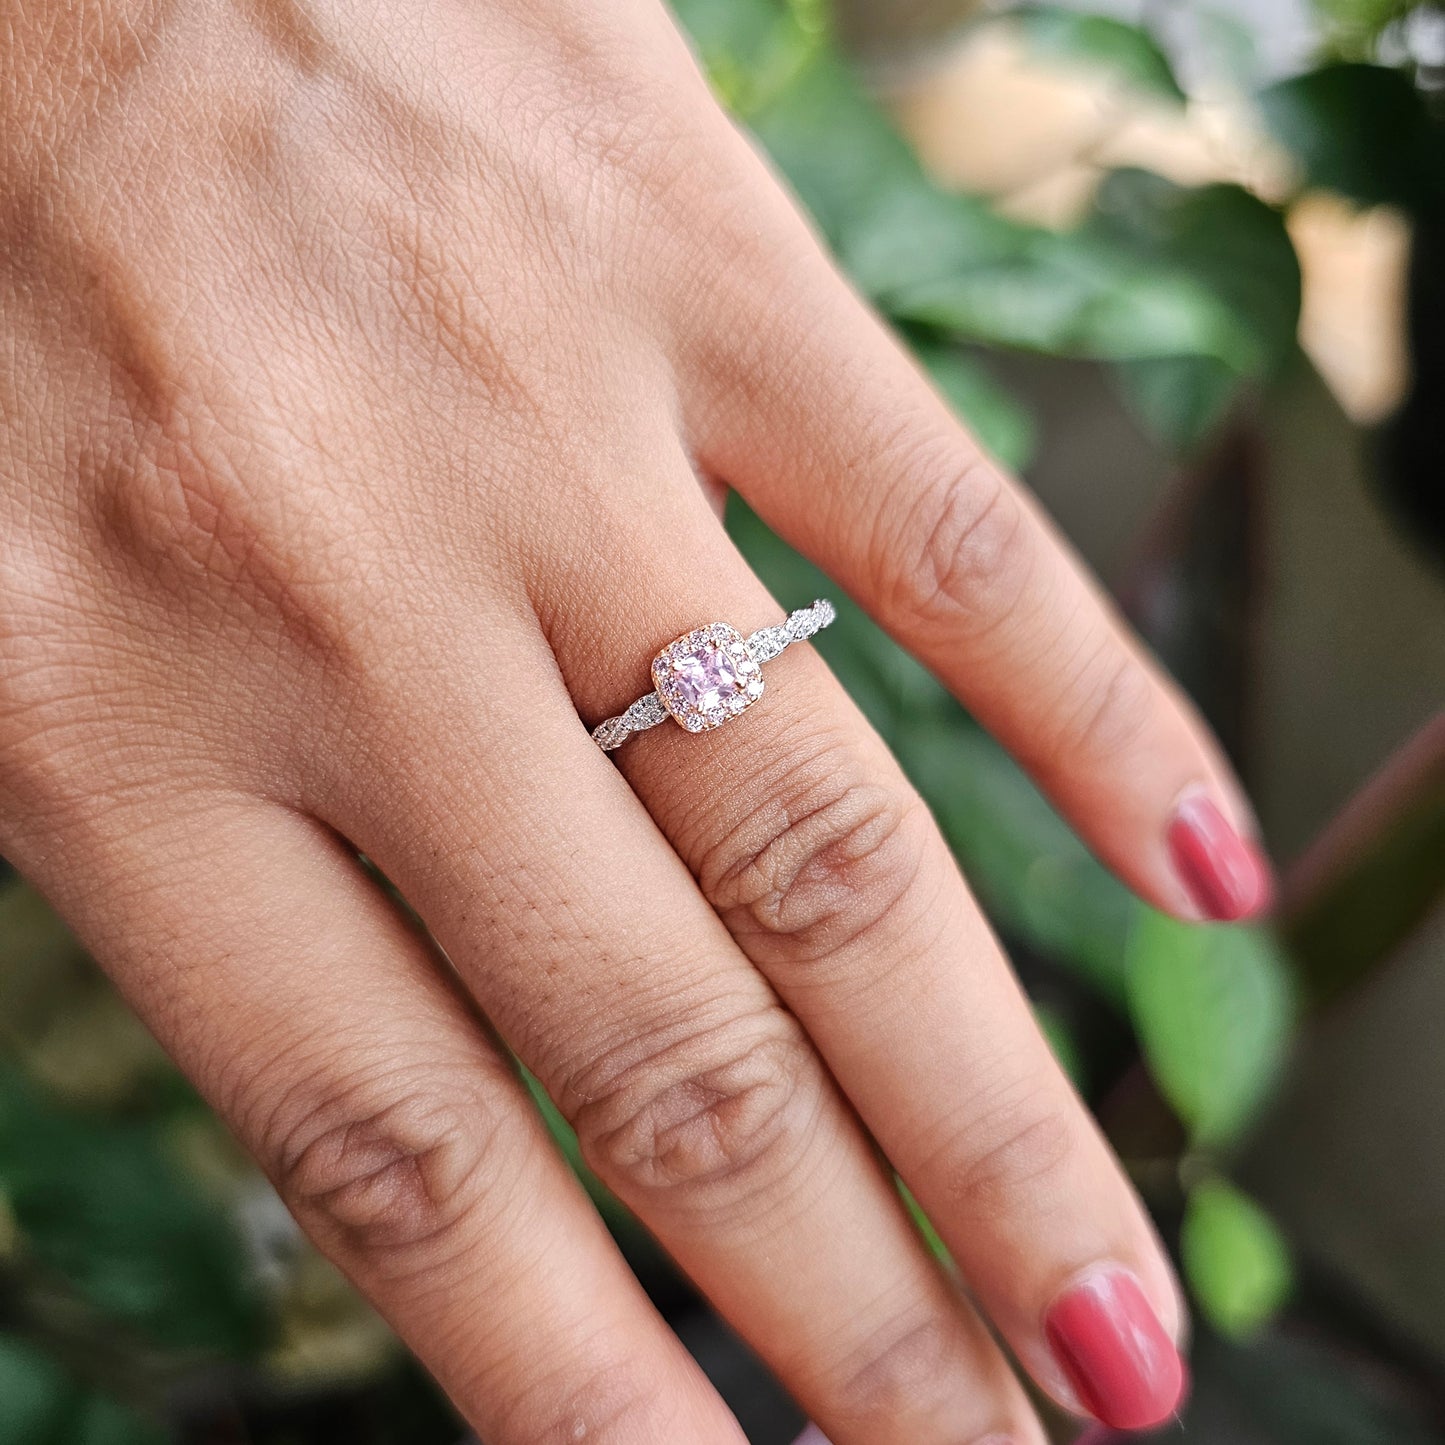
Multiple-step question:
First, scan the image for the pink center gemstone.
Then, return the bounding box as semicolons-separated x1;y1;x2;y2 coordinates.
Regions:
672;642;744;713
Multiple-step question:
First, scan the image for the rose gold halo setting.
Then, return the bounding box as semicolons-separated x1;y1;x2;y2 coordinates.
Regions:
651;622;764;733
589;598;836;752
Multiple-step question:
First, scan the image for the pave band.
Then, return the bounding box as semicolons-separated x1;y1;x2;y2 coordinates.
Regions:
591;599;837;752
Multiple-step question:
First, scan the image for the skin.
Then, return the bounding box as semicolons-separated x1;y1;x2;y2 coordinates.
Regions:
0;0;1259;1439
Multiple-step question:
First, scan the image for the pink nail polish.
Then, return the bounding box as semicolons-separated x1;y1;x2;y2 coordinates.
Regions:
1044;1269;1185;1431
1167;792;1273;921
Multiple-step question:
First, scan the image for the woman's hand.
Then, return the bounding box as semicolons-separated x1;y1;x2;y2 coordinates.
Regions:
0;1;1269;1439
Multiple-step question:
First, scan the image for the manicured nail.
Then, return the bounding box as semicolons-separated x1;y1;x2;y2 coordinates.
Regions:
1044;1268;1185;1431
1167;791;1273;921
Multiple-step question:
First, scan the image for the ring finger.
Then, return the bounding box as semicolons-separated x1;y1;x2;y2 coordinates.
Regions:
560;470;1188;1433
320;598;1043;1445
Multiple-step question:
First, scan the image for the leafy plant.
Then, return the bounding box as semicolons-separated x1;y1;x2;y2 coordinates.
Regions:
675;0;1304;458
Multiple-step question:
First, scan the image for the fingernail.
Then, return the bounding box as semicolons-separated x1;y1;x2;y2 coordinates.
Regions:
1044;1268;1185;1431
1167;791;1273;921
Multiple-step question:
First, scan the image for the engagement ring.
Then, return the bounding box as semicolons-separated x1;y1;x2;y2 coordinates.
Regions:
590;599;836;751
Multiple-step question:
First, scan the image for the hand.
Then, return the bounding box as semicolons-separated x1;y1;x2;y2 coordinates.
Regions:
0;0;1269;1439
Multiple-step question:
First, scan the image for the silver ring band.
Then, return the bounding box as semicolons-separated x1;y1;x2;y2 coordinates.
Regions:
590;599;837;752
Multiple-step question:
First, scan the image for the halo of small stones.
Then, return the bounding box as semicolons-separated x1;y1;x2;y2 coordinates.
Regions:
651;622;763;733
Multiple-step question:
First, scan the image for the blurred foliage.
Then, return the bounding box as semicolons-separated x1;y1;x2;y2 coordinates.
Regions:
1;0;1443;1440
1003;5;1188;103
675;0;1303;458
1284;718;1445;1007
1125;913;1293;1149
0;1065;262;1359
1312;0;1439;63
1093;171;1302;447
1260;61;1445;215
0;1335;167;1445
1179;1329;1445;1444
1182;1177;1293;1341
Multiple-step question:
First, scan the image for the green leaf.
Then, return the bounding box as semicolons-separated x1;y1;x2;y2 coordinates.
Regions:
911;339;1036;471
1091;170;1301;372
872;219;1260;367
1115;354;1240;453
0;1337;166;1445
1087;171;1301;448
1126;911;1295;1146
668;0;823;118
0;1068;264;1358
1258;62;1444;214
687;13;1283;387
1034;1003;1085;1087
900;721;1135;1003
1006;6;1187;104
1182;1176;1292;1338
674;0;1301;457
0;1335;69;1441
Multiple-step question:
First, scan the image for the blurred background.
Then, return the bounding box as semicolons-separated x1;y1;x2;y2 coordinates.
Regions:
2;0;1442;1440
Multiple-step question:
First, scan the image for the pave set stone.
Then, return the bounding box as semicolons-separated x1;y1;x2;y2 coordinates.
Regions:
651;622;764;732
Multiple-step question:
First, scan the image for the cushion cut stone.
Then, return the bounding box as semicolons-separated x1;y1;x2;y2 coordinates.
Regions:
652;623;761;732
672;641;744;713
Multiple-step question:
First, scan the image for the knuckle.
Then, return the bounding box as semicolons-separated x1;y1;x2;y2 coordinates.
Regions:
941;1083;1079;1220
265;1069;502;1266
498;1360;674;1445
1054;641;1156;764
569;1013;819;1203
831;1310;967;1429
701;736;933;965
883;445;1033;641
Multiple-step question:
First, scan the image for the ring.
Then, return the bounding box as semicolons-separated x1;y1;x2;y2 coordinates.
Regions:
591;599;837;751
